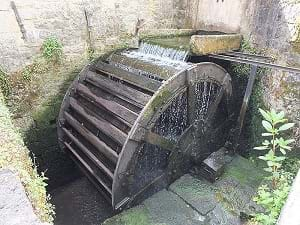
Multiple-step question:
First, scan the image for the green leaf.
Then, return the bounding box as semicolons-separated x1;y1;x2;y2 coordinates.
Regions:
275;156;286;161
262;133;273;136
278;123;295;131
254;146;268;150
274;119;287;125
280;145;292;150
262;120;273;132
279;148;286;155
270;109;277;120
259;156;267;161
277;111;285;120
259;108;272;122
264;167;273;172
285;139;295;145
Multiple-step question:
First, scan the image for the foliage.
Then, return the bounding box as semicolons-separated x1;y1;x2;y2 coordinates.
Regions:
0;67;11;98
253;173;292;225
41;37;63;63
21;61;49;82
252;108;295;225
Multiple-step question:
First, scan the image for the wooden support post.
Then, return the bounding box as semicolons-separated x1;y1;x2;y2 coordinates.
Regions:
10;1;28;41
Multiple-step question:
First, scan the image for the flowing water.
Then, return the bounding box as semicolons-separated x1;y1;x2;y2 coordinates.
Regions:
120;42;190;72
139;42;189;61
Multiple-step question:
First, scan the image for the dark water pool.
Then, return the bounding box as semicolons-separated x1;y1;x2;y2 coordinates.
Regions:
51;177;114;225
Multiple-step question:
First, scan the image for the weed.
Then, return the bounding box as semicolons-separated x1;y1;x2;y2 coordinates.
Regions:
41;37;63;63
252;108;295;225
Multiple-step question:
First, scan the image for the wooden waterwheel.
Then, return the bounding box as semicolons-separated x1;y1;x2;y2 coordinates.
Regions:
57;50;232;210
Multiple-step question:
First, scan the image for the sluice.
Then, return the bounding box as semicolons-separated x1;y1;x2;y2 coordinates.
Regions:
57;45;233;210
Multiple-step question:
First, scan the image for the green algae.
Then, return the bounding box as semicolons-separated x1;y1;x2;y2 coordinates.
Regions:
143;35;192;51
150;89;172;111
103;206;151;225
222;156;265;188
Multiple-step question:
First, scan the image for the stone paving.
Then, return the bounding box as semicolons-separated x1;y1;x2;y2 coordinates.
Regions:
103;155;264;225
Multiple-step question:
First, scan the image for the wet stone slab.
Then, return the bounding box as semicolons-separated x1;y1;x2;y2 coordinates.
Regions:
102;155;264;225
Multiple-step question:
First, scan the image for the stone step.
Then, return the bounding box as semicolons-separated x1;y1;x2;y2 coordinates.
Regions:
102;155;265;225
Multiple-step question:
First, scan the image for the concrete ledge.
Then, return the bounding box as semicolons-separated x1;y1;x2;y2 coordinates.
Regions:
0;169;50;225
190;34;242;55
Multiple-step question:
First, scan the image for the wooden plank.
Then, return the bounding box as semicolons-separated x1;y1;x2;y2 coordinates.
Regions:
144;131;177;151
76;83;138;125
64;111;119;164
86;71;151;107
95;61;161;93
69;97;127;146
64;142;112;195
63;127;114;179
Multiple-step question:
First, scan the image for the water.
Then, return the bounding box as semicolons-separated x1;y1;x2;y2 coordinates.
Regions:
139;42;189;62
153;92;188;140
120;42;190;72
194;82;219;120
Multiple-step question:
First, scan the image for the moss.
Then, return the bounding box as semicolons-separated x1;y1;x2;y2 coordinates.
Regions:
150;89;172;111
139;29;196;41
215;192;237;214
222;156;265;188
142;35;192;51
0;91;55;223
103;206;151;225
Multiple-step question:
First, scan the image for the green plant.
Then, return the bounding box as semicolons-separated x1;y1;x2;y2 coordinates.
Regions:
253;173;292;225
41;37;63;63
254;109;295;186
252;108;295;225
0;68;11;98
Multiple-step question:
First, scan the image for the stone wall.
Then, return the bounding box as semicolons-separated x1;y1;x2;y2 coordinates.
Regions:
189;0;300;150
0;0;191;73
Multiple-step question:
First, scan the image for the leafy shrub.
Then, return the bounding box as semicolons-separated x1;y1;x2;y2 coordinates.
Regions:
41;37;63;63
253;108;295;225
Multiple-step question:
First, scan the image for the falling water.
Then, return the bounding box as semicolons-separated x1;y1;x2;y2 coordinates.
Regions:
153;92;188;141
120;42;190;72
139;42;189;62
194;82;219;120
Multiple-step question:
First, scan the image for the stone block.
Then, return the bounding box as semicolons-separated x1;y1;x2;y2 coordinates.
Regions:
190;34;242;55
169;174;218;215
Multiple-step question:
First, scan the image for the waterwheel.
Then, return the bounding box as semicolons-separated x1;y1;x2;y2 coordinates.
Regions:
57;49;232;210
